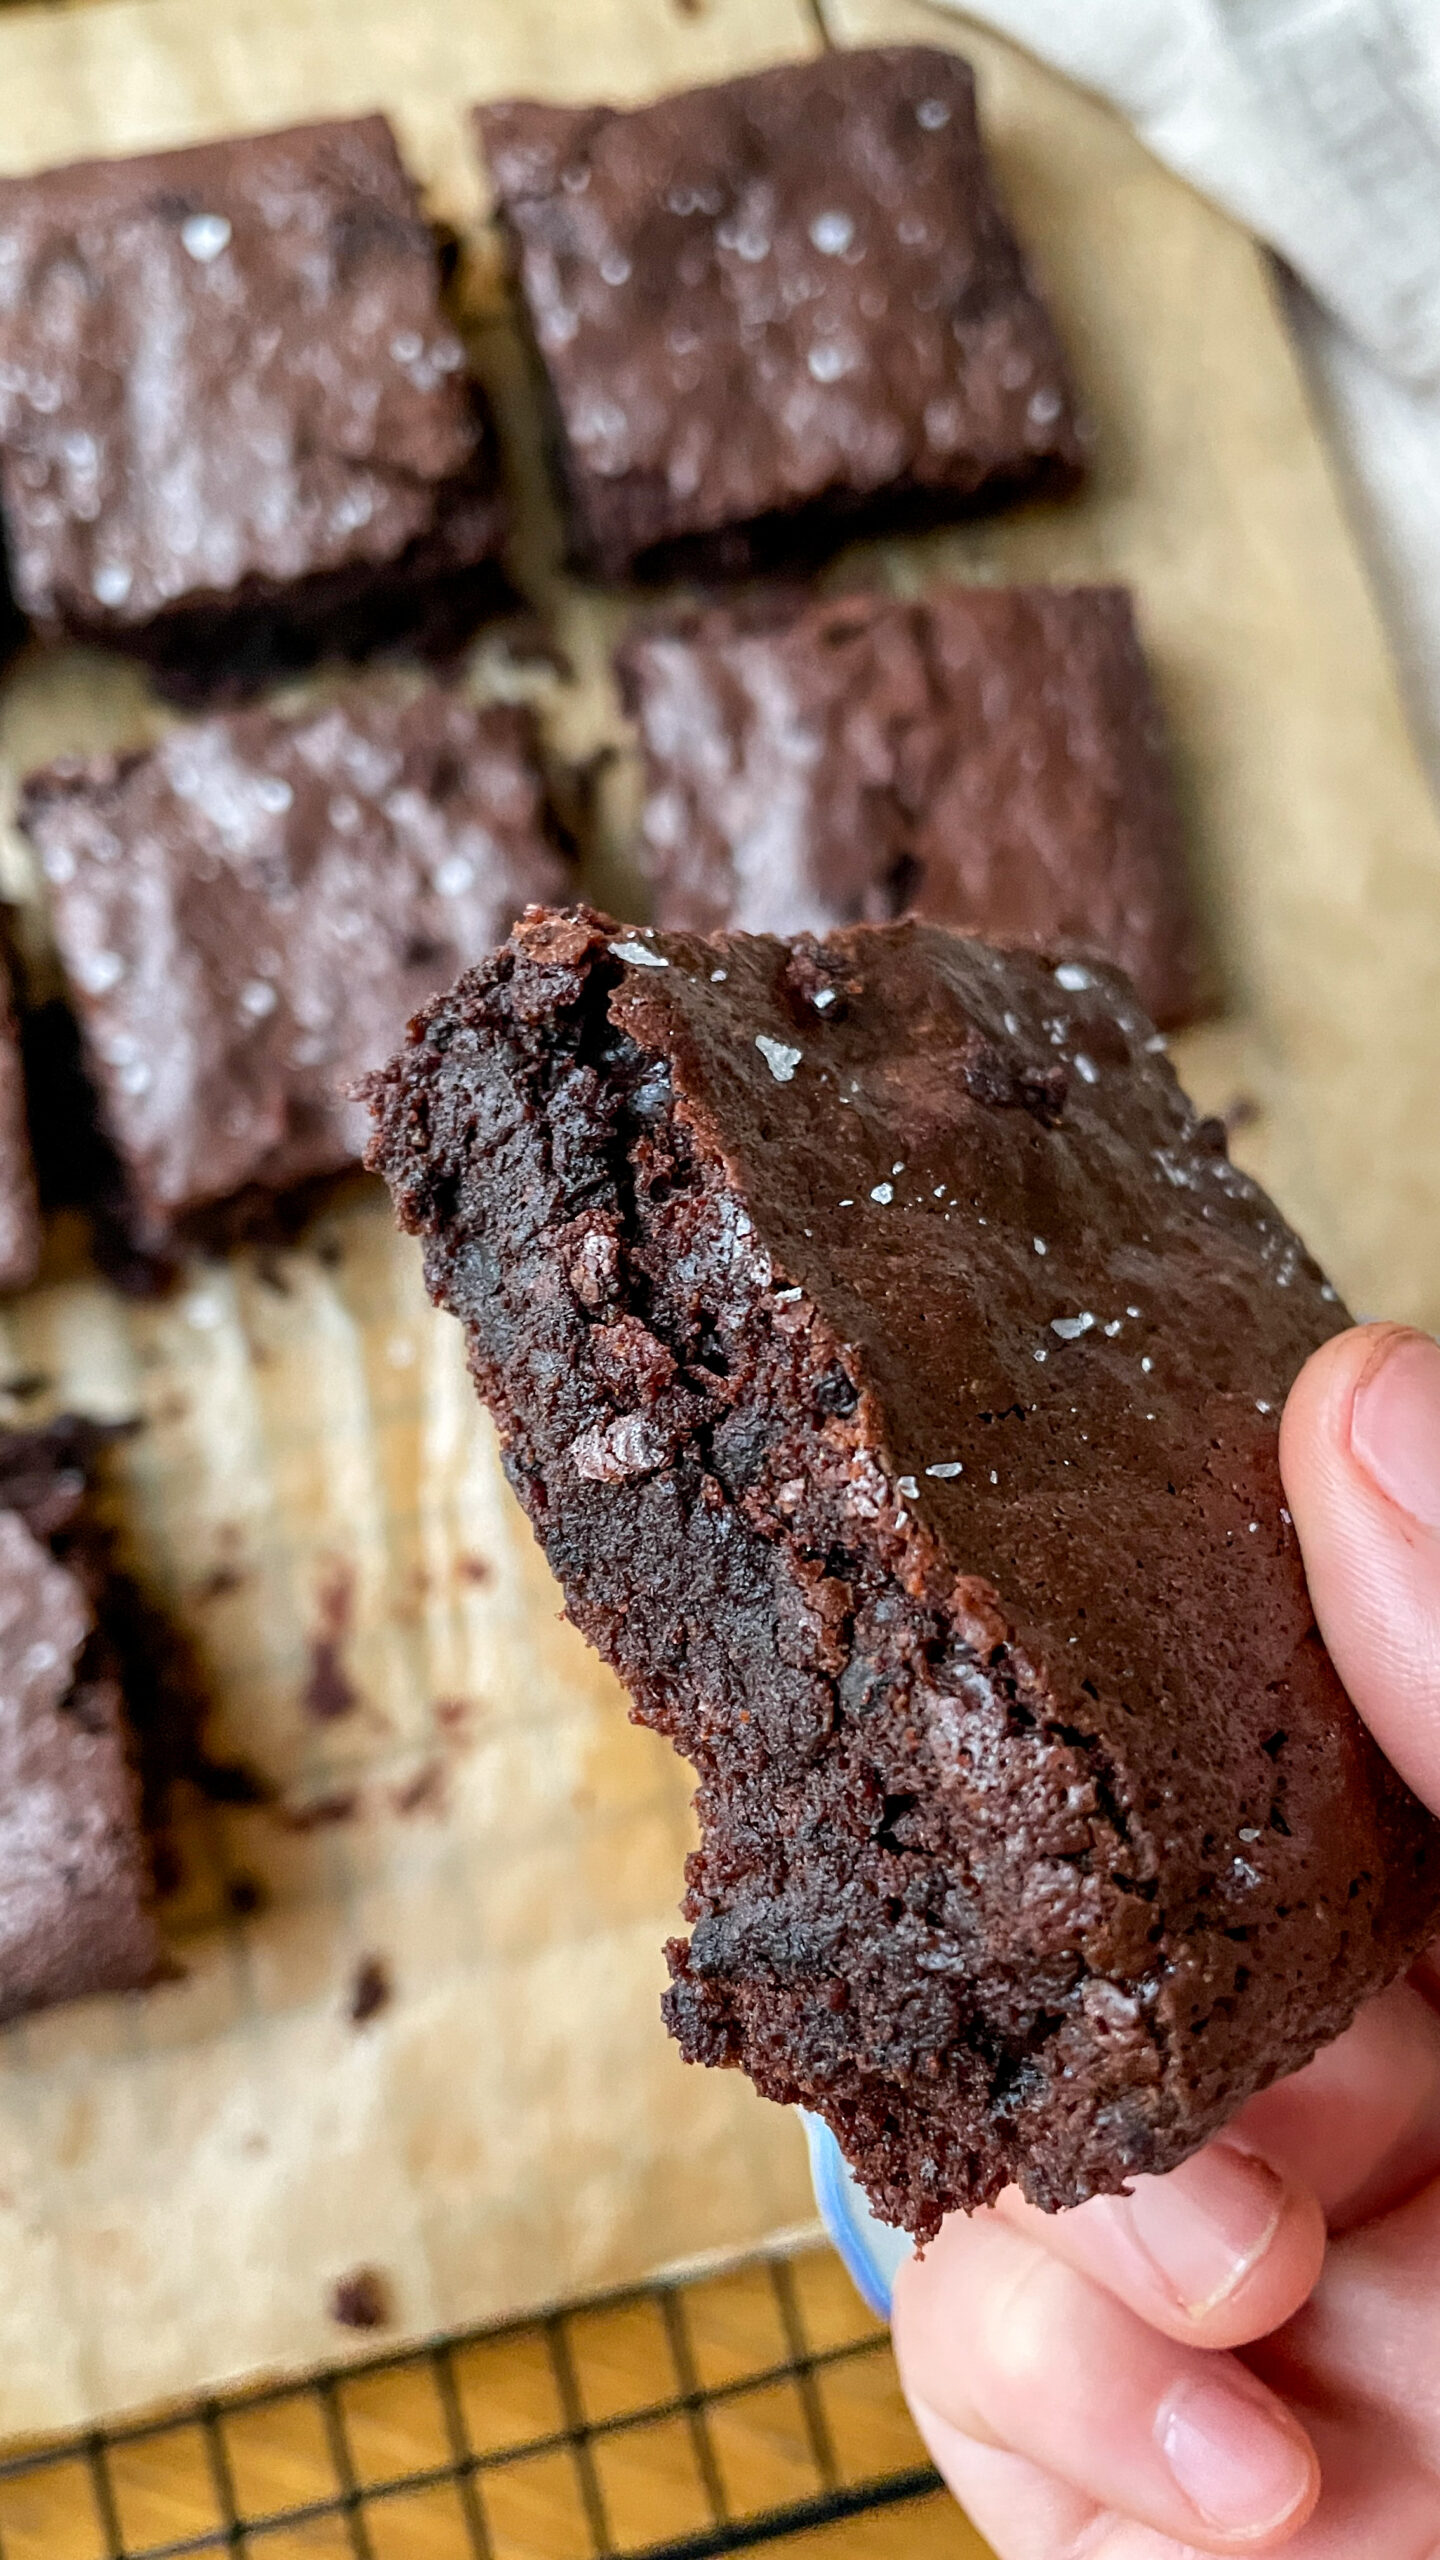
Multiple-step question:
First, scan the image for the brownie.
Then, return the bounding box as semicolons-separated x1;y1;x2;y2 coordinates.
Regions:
0;946;40;1290
20;684;569;1248
475;48;1083;583
367;906;1440;2236
621;584;1201;1027
0;1418;164;2021
0;117;509;701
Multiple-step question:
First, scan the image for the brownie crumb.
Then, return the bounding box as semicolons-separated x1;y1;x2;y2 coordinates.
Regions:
196;1564;247;1604
0;1372;51;1404
349;1955;392;2025
329;2268;391;2331
456;1554;491;1585
280;1790;359;1833
303;1562;361;1722
304;1640;360;1724
393;1761;445;1817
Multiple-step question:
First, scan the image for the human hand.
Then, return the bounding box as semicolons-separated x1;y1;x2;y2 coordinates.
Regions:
891;1321;1440;2555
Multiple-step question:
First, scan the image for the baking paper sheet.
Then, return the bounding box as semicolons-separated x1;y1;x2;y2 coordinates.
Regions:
0;0;1434;2436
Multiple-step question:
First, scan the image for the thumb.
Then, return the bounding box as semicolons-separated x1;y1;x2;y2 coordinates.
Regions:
1280;1323;1440;1818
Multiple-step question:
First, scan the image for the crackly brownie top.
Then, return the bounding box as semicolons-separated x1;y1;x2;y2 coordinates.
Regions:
622;583;1199;1026
0;116;487;630
22;685;568;1223
434;911;1349;1727
476;47;1080;544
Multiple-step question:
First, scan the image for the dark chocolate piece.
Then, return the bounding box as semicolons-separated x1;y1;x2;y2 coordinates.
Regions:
476;48;1083;582
367;907;1440;2236
621;583;1201;1027
21;683;569;1248
330;2267;392;2329
0;1418;164;2022
0;117;509;700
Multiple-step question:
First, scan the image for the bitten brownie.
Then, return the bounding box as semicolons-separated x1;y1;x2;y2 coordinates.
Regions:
0;117;509;700
20;684;568;1249
475;47;1083;582
621;583;1200;1028
0;1419;164;2021
367;907;1440;2235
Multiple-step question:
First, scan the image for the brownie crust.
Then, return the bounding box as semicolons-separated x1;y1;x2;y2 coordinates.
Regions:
0;117;509;699
621;583;1201;1027
21;684;569;1244
368;907;1440;2235
0;1419;163;2022
476;48;1083;581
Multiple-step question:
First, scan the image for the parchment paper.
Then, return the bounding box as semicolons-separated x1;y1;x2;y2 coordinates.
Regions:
0;0;1435;2438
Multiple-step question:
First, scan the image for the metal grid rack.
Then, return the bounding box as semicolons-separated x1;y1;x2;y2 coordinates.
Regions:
0;2243;947;2559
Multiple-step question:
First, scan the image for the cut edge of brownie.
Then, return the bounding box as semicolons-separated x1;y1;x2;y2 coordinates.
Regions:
366;905;1440;2239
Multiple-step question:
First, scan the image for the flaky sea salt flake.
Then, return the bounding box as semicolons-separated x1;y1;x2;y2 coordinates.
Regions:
756;1035;802;1083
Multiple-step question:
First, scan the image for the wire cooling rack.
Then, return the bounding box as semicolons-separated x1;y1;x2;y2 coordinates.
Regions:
0;2242;947;2558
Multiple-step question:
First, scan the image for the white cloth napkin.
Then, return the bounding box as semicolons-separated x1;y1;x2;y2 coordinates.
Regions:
930;0;1440;789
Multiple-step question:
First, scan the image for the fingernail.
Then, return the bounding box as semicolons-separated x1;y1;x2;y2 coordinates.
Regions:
1159;2376;1314;2533
1113;2142;1285;2320
1351;1329;1440;1533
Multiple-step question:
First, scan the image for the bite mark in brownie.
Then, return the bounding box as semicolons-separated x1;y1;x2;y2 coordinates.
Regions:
367;908;1440;2235
621;583;1202;1027
475;48;1083;582
0;117;510;700
0;1419;165;2021
20;683;570;1251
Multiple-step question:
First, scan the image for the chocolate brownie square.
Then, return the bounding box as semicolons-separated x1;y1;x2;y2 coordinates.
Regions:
475;47;1083;582
367;907;1440;2235
20;684;569;1248
0;947;40;1290
0;1418;165;2021
621;583;1201;1027
0;117;509;701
